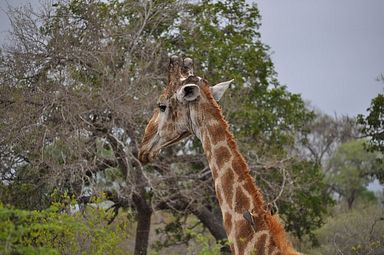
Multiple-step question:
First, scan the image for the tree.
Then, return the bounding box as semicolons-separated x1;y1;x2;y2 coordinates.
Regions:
165;0;331;243
0;201;130;255
306;204;384;255
357;75;384;184
0;0;332;253
358;93;384;154
276;160;332;243
295;109;359;167
0;1;178;254
326;140;381;209
168;0;313;156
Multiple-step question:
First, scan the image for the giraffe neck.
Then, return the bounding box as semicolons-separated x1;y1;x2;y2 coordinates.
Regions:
193;97;299;255
199;119;270;253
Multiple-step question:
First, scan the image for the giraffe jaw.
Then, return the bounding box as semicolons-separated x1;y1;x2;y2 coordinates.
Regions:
139;131;190;164
161;131;190;148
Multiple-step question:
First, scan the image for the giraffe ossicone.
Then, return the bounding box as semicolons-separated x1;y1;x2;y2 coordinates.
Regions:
139;56;301;255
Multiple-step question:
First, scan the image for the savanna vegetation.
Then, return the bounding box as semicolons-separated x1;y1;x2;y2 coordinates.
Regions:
0;0;383;254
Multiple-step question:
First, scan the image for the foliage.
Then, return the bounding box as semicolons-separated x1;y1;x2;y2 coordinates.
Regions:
188;229;223;255
326;140;382;209
0;0;333;253
0;164;54;210
168;0;313;156
152;213;224;255
304;204;384;255
296;110;360;166
0;199;130;255
357;78;384;183
357;80;384;154
162;0;329;243
277;160;333;243
0;1;181;253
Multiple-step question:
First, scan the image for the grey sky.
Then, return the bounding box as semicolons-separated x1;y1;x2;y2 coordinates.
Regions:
0;0;40;42
1;0;384;116
257;0;384;116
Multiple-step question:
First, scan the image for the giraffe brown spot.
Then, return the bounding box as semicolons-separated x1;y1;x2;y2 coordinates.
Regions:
249;210;268;232
209;123;226;145
201;102;211;112
141;112;159;144
234;186;250;213
221;169;234;208
231;156;249;180
183;75;200;84
215;146;231;169
255;233;268;255
268;240;281;255
211;166;219;179
243;179;266;208
236;219;254;254
171;109;178;121
166;124;174;133
202;102;221;120
223;212;232;233
243;178;257;193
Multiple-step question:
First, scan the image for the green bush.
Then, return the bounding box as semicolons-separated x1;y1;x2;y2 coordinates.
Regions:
304;204;384;255
0;201;130;255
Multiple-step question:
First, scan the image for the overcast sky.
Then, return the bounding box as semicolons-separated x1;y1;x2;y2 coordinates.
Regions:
1;0;384;117
257;0;384;116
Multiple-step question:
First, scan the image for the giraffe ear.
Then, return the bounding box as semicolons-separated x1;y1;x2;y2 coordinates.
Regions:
177;84;200;102
211;79;233;101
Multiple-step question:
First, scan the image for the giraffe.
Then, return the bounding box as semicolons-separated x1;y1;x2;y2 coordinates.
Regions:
138;56;300;255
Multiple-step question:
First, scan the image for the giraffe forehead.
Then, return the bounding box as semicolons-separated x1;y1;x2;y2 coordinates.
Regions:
158;91;176;102
159;75;204;101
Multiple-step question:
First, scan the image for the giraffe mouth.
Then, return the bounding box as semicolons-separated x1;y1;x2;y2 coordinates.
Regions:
161;131;191;148
139;132;190;164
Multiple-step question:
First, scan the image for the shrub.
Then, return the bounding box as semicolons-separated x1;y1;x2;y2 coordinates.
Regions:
305;204;384;255
0;202;130;255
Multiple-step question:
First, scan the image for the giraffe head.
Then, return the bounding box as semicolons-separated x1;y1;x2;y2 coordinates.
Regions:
138;56;232;164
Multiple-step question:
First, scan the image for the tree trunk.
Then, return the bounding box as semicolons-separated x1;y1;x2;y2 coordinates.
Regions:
107;134;152;255
192;206;231;254
133;193;152;255
347;190;356;210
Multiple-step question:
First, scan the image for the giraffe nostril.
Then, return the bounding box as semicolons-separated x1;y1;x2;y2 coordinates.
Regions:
139;149;160;164
138;151;149;165
148;151;159;162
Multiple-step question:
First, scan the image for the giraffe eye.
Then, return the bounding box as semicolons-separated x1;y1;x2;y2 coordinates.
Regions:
158;104;167;112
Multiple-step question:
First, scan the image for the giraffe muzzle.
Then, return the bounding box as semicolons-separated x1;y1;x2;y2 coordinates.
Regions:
139;132;190;164
138;150;158;165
